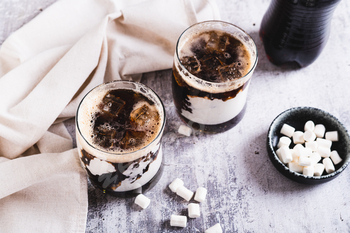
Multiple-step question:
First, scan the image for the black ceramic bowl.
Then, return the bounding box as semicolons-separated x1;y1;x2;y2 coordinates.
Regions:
267;106;350;184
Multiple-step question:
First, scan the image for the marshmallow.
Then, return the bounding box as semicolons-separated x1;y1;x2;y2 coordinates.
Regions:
169;178;184;193
178;125;192;136
330;150;342;165
304;120;315;132
310;152;322;165
303;130;316;142
194;187;207;203
288;161;303;173
176;185;194;201
303;166;314;177
323;157;335;173
134;194;151;209
277;136;292;148
316;138;332;149
170;214;187;228
305;141;318;152
292;144;305;157
314;124;326;138
298;156;312;167
205;223;223;233
317;146;331;158
280;123;295;137
314;163;325;176
292;131;305;144
325;131;339;142
188;203;200;218
279;146;293;164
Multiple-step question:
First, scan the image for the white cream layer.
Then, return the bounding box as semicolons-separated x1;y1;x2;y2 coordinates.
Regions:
181;82;249;125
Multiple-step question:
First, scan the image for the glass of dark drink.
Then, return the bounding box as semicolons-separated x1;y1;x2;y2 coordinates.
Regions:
76;81;166;197
172;20;258;133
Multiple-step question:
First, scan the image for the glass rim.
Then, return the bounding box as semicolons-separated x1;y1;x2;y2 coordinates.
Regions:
175;20;258;89
75;80;166;158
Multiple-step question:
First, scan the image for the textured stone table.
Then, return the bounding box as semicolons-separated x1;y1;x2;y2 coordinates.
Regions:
1;0;350;232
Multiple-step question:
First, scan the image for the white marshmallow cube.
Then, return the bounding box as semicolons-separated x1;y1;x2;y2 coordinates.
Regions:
134;194;151;209
292;131;305;144
323;157;335;173
310;152;322;165
298;156;312;167
194;187;207;203
279;146;293;163
317;146;331;158
178;125;192;136
176;185;194;201
288;161;303;173
303;166;314;177
314;163;325;176
169;178;184;193
205;223;223;233
314;124;326;138
305;141;318;152
316;138;332;149
325;131;339;142
303;130;316;142
293;144;305;157
277;136;292;148
304;120;315;132
330;150;342;165
170;214;187;228
280;123;295;137
188;203;200;218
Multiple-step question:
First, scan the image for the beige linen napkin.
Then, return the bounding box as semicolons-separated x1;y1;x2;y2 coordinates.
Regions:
0;0;220;232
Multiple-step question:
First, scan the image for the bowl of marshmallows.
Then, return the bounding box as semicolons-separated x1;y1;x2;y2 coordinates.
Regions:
267;106;350;184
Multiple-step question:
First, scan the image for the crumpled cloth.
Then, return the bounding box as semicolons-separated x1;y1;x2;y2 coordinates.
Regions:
0;0;220;232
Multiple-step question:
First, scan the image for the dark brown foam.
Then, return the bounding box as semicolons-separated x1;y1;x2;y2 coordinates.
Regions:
179;30;252;83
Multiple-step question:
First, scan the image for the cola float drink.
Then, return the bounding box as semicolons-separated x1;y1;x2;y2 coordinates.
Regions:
260;0;341;67
172;21;258;133
76;81;165;197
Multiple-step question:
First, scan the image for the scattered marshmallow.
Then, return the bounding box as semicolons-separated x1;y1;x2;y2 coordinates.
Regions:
134;194;151;209
292;131;305;144
304;120;315;132
178;125;192;136
323;157;335;174
314;124;326;138
169;178;184;193
330;150;342;165
292;144;305;157
314;163;325;176
278;136;292;148
205;223;223;233
176;185;194;201
188;203;200;218
303;166;314;177
280;123;295;137
170;214;187;228
303;130;316;142
194;187;207;203
325;131;339;142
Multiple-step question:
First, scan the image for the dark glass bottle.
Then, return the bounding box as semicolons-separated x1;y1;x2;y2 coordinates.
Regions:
259;0;341;68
